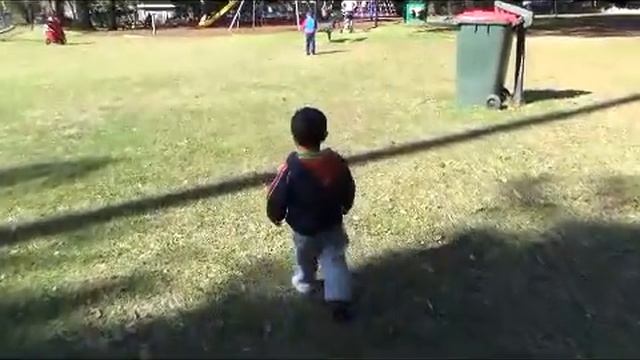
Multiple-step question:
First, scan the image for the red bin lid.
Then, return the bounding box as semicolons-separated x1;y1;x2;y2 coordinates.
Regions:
455;9;521;26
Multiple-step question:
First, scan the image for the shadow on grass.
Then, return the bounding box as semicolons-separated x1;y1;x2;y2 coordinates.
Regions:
0;272;156;358
329;37;368;44
594;174;640;212
0;37;42;43
3;174;640;357
413;25;456;34
530;14;640;37
10;218;640;357
1;94;639;245
315;49;349;56
524;89;591;104
0;157;116;189
65;41;95;46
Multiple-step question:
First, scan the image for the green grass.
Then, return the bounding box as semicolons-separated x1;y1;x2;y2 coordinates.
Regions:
1;25;640;357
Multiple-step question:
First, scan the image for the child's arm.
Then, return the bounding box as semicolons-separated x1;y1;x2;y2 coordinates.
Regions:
340;162;356;214
266;163;289;225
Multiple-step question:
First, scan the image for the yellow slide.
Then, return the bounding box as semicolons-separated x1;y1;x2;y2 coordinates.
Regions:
198;0;240;27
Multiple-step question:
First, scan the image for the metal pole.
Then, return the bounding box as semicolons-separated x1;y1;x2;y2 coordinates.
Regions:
295;1;300;30
260;0;264;26
512;25;526;107
374;0;378;27
28;1;34;31
228;0;246;31
252;0;256;28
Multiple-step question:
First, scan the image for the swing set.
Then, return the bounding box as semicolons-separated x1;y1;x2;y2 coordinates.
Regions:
197;1;396;32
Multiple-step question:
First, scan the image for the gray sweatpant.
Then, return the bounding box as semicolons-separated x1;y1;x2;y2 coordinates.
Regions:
292;226;352;302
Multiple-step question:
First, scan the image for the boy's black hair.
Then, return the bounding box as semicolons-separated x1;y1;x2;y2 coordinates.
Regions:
291;107;328;149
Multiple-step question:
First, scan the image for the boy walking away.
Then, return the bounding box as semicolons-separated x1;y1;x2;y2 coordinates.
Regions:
267;107;356;322
301;12;317;55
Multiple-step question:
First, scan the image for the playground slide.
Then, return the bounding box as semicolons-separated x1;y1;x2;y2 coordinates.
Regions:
198;0;240;27
0;25;15;35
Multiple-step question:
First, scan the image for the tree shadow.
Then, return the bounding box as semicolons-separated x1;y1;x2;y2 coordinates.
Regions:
0;157;117;190
530;15;640;38
1;94;639;246
12;219;640;357
0;272;157;358
3;173;640;357
524;89;591;104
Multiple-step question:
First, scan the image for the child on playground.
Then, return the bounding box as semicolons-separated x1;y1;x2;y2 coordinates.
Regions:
266;107;356;322
301;12;318;55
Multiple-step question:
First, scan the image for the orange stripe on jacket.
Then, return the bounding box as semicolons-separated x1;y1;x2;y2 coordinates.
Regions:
267;163;288;199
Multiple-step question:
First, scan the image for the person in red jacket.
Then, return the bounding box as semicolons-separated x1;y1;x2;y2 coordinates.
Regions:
44;14;66;45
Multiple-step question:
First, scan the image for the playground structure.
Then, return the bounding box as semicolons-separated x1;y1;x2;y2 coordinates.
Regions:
198;0;241;28
0;9;14;35
197;0;398;31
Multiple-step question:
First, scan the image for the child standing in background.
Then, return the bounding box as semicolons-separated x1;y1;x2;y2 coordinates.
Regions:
301;12;317;56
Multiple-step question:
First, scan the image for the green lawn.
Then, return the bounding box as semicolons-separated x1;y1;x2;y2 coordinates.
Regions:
1;25;640;357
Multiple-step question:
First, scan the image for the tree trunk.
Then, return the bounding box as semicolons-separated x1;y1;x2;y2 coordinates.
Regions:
75;0;92;29
108;0;116;30
4;0;26;22
28;1;34;29
51;0;64;18
374;0;379;27
427;0;436;16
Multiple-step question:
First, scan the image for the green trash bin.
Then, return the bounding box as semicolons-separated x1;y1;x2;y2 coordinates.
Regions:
455;10;519;109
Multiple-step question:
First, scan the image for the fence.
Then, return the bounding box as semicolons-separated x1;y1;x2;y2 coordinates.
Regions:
422;0;640;16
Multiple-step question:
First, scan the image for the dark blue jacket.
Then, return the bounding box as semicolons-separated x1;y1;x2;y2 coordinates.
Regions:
267;149;356;236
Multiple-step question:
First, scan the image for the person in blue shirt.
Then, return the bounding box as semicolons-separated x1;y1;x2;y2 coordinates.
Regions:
301;12;318;55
